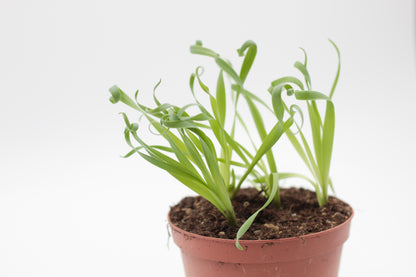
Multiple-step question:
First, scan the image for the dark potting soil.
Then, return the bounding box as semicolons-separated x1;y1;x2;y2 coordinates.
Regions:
169;187;352;240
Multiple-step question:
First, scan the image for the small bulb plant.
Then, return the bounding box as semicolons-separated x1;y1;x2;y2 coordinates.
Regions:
109;39;342;249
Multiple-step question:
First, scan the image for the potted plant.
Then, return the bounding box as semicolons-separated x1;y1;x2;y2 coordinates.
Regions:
108;40;353;277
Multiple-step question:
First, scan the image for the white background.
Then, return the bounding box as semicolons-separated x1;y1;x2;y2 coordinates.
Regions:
1;0;415;276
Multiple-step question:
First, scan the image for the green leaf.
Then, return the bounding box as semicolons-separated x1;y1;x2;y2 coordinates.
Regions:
300;47;308;66
271;85;285;122
328;39;341;99
307;102;323;178
277;172;319;192
179;130;215;186
216;70;226;126
190;42;219;58
321;101;335;199
215;57;242;86
189;73;215;119
137;150;226;214
189;128;236;224
285;129;310;170
236;173;279;250
122;145;173;158
329;177;335;194
294;61;311;90
243;95;277;174
152;79;163;107
237;40;257;84
270;76;304;90
185;129;203;152
233;117;294;195
235;112;268;174
109;86;141;112
109;85;121;103
161;118;198;129
295;90;330;100
209;119;227;150
223;131;250;165
195;67;210;94
128;130;202;183
163;130;199;176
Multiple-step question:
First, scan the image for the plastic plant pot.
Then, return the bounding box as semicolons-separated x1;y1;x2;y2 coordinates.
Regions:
168;210;353;277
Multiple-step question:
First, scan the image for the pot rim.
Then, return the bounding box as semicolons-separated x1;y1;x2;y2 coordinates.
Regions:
168;206;353;245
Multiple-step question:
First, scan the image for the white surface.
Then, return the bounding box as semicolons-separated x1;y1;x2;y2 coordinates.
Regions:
1;0;415;276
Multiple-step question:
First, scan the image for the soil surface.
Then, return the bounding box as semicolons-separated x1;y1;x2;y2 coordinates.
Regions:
169;187;352;240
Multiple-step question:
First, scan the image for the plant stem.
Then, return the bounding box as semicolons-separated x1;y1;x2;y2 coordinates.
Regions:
224;210;238;227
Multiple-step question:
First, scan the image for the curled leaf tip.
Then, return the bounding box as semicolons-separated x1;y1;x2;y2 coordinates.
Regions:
109;85;121;104
298;47;308;66
120;112;139;132
237;40;257;57
132;123;139;131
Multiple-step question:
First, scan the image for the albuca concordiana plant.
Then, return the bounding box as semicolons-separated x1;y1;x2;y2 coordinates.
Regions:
109;39;340;249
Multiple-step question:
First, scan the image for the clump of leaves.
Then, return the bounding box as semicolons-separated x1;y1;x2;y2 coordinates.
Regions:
108;39;340;249
191;39;341;207
268;39;340;206
109;41;294;248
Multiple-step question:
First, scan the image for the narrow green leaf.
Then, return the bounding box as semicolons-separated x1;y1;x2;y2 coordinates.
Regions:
163;131;199;176
321;101;335;200
217;158;248;168
329;177;335;194
189;73;215;119
109;85;121;103
189;128;235;221
236;173;279;250
122;145;173;158
235;112;268;174
152;79;163;107
195;67;210;94
209;119;227;150
128;130;203;183
190;42;219;58
328;39;341;99
237;40;257;84
223;131;250;165
179;130;215;186
277;172;318;190
290;120;323;187
294;61;311;89
109;86;141;112
270;76;304;90
215;57;242;86
234;118;294;195
307;102;323;172
300;47;308;66
285;129;310;170
295;90;330;100
188;113;211;121
161;118;198;129
185;129;203;152
271;85;285;122
216;70;226;126
244;95;277;173
136;149;227;214
278;172;323;202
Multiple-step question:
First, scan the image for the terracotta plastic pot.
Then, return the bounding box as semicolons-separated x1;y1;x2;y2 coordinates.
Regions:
169;210;353;277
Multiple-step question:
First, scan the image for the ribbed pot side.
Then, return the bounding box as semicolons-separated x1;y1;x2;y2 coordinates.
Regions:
168;210;353;277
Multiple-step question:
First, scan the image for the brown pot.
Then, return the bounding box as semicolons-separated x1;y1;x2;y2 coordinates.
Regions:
169;210;353;277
